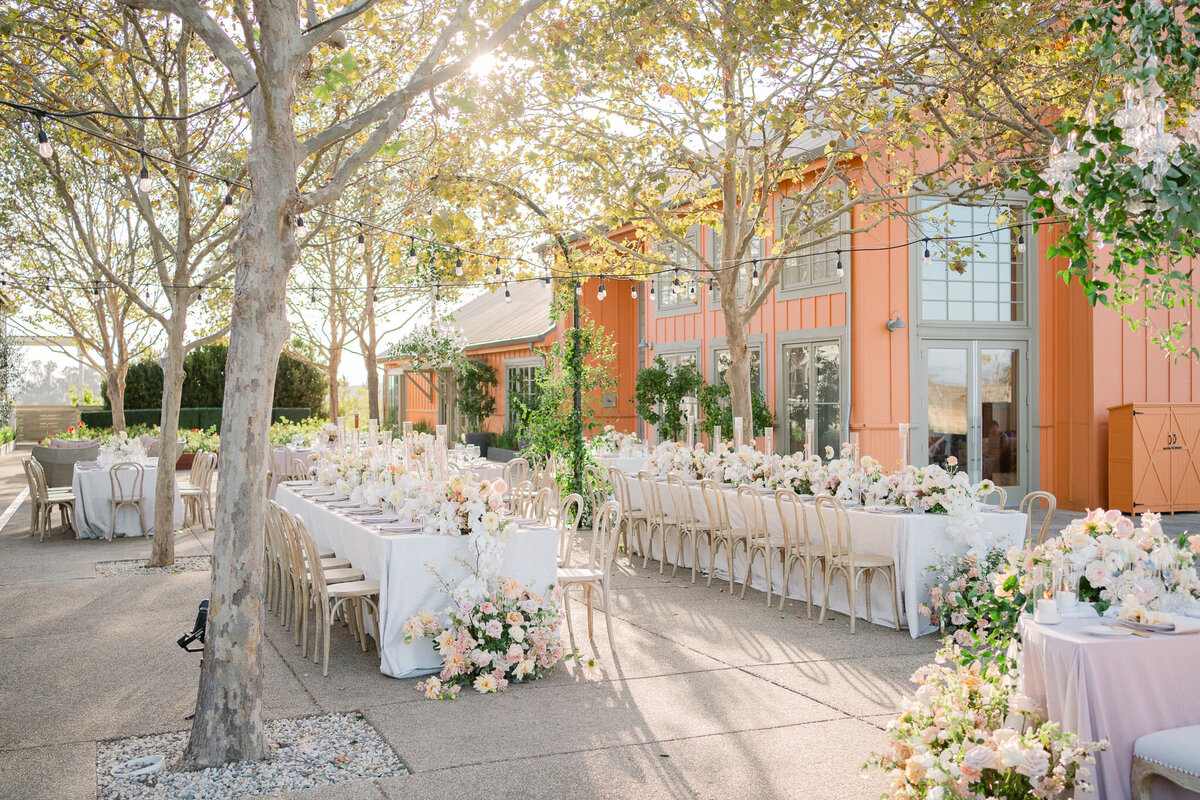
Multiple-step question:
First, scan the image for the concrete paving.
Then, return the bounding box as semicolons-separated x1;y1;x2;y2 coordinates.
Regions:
2;443;1197;800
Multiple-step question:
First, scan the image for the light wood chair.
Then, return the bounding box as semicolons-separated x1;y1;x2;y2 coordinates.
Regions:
23;458;75;541
981;486;1008;507
608;467;650;562
291;513;380;676
636;471;672;571
814;494;900;634
179;451;218;529
584;464;610;516
268;502;362;641
1018;490;1057;546
108;461;147;540
502;457;531;493
509;480;536;517
555;492;584;567
737;486;777;602
529;486;554;523
558;499;622;655
775;489;820;616
666;474;708;581
1131;725;1200;800
699;479;754;592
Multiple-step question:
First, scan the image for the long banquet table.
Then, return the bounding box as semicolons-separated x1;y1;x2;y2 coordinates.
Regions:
72;459;184;539
276;487;558;679
1021;615;1200;800
625;478;1027;636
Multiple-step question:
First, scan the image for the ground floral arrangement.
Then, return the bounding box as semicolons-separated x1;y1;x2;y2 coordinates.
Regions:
405;578;569;699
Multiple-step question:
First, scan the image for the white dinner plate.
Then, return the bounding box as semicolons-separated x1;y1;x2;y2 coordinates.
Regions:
346;507;383;516
363;515;399;524
281;480;313;488
378;524;421;534
511;517;541;526
1082;625;1132;637
315;494;349;503
328;501;362;509
866;505;908;514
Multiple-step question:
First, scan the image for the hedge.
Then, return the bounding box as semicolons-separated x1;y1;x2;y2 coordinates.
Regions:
81;407;315;430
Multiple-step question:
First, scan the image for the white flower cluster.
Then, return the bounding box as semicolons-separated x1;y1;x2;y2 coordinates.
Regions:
97;432;149;467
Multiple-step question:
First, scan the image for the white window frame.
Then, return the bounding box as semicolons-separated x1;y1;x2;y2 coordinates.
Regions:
654;225;702;317
775;329;848;455
503;356;543;431
773;197;850;301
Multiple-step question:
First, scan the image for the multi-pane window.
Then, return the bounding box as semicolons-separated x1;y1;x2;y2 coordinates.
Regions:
713;346;764;396
783;341;841;455
918;202;1025;323
659;351;698;371
709;230;764;300
778;199;847;290
505;362;541;430
654;226;702;310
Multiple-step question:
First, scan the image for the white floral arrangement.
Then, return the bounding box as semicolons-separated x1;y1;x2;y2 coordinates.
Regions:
867;643;1105;799
405;578;569;699
97;432;149;467
1000;508;1200;613
711;445;777;487
646;441;706;479
386;325;468;372
589;425;642;456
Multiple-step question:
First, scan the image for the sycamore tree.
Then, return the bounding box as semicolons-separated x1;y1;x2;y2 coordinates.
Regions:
2;6;240;566
83;0;550;768
503;0;1093;443
0;140;157;427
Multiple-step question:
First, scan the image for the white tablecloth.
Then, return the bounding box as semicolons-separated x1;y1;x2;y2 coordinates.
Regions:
276;487;558;679
626;480;1026;636
268;447;317;498
72;460;184;539
1021;616;1200;800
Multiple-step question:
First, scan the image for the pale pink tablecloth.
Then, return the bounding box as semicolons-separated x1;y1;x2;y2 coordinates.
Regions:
1020;615;1200;800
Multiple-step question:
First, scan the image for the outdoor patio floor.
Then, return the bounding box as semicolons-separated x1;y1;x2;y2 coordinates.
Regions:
2;446;1193;800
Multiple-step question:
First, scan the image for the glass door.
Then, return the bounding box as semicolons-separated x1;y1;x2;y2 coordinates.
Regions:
919;340;1028;502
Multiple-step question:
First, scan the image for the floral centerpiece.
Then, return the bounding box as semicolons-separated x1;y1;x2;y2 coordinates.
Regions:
883;458;992;514
97;431;148;467
868;643;1105;799
711;444;777;487
646;441;707;479
771;453;824;495
590;425;641;456
998;508;1200;615
430;476;507;537
920;547;1023;652
405;578;568;698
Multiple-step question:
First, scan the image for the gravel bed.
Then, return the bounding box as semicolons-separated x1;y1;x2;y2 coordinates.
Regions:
97;712;404;799
95;556;212;577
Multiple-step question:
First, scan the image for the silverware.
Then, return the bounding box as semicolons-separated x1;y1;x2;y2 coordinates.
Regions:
1103;621;1151;638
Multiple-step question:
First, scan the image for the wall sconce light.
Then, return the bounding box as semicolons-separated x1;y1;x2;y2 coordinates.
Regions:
639;339;653;350
886;312;906;332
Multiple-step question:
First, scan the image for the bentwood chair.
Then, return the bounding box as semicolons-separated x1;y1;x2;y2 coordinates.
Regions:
584;464;610;514
502;457;532;491
510;480;536;517
1132;725;1200;800
1018;490;1058;546
291;513;380;676
636;471;671;570
555;492;584;568
179;451;218;529
608;467;650;562
108;461;147;540
737;486;777;602
268;502;360;643
558;499;622;655
699;479;754;593
814;494;900;634
981;486;1008;508
529;486;555;524
666;474;707;581
775;489;820;616
23;458;75;541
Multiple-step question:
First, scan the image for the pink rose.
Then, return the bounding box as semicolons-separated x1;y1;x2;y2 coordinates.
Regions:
1189;535;1200;556
946;456;958;467
1015;746;1050;778
962;744;999;776
485;619;503;638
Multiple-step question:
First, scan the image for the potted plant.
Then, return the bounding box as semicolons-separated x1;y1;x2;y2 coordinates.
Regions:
178;426;219;469
457;360;497;456
487;428;521;462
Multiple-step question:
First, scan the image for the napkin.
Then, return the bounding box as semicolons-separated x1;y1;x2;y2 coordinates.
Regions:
1165;617;1200;636
511;517;542;526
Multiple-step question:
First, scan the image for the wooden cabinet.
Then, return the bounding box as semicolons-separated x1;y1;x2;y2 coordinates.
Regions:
1109;403;1200;513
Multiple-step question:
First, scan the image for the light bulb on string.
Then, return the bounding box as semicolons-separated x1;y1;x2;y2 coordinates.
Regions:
407;239;418;267
90;280;99;297
672;267;681;287
435;285;441;303
493;259;501;278
504;282;512;303
197;285;204;301
922;240;931;268
368;285;377;306
36;116;52;158
542;268;551;285
221;181;236;218
687;282;697;299
649;282;656;299
354;228;365;255
296;214;305;229
597;281;607;301
1017;231;1026;253
630;282;638;299
750;260;760;288
836;250;844;279
575;280;582;296
454;253;463;277
137;154;151;193
309;290;317;308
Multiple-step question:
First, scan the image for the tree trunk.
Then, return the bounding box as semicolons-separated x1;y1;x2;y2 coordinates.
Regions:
107;369;128;432
722;314;754;445
180;90;298;772
147;320;187;568
327;349;340;419
364;347;379;421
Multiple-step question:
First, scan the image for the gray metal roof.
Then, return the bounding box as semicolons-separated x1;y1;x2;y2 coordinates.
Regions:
452;279;555;349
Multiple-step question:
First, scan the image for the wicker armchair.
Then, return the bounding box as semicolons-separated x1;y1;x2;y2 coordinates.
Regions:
31;442;101;488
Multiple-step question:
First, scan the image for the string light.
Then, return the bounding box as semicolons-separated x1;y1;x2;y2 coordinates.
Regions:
836;250;844;279
575;280;582;296
750;260;760;288
504;282;511;303
649;282;656;299
221;181;236;218
309;289;317;307
630;282;638;299
493;259;502;278
922;239;931;268
434;284;441;302
454;252;463;276
1017;232;1026;253
296;214;305;229
35;116;52;158
597;280;607;300
137;153;151;193
354;225;366;255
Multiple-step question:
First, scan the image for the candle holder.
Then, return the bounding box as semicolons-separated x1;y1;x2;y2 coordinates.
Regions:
1034;589;1061;624
804;418;815;459
898;422;910;468
733;416;744;450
